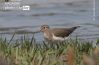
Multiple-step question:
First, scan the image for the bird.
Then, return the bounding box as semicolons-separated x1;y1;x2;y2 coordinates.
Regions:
40;25;80;41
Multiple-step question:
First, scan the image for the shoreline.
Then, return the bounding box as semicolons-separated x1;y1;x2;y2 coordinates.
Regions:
21;0;89;5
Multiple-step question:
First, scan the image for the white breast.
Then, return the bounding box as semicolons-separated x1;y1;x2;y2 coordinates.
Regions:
44;33;68;41
52;34;68;41
44;33;49;38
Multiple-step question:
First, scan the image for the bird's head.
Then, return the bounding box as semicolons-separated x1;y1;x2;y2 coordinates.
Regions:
40;25;50;32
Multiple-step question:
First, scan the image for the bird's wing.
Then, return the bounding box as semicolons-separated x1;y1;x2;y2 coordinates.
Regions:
51;28;72;38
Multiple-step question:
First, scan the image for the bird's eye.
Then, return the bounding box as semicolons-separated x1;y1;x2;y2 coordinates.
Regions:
43;27;46;29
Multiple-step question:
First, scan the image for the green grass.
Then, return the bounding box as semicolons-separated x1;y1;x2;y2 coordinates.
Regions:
0;36;98;65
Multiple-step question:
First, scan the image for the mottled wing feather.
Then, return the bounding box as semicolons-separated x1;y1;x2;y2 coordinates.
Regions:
51;28;74;38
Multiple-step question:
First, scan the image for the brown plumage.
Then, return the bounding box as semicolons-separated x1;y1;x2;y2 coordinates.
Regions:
51;27;79;38
40;25;80;41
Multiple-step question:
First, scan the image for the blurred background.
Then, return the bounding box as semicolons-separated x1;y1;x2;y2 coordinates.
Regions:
0;0;99;42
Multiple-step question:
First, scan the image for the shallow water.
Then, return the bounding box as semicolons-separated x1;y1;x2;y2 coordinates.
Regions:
0;0;99;42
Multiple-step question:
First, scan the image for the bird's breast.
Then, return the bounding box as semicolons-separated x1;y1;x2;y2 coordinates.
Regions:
52;34;65;41
44;33;48;38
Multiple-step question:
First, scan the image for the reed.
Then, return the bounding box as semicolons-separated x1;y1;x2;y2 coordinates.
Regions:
82;53;95;65
0;36;98;65
66;45;76;65
93;47;99;65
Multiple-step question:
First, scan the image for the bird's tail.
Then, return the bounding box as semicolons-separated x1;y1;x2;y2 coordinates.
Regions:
72;26;80;30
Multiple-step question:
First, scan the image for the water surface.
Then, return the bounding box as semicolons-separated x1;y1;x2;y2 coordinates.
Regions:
0;0;99;42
